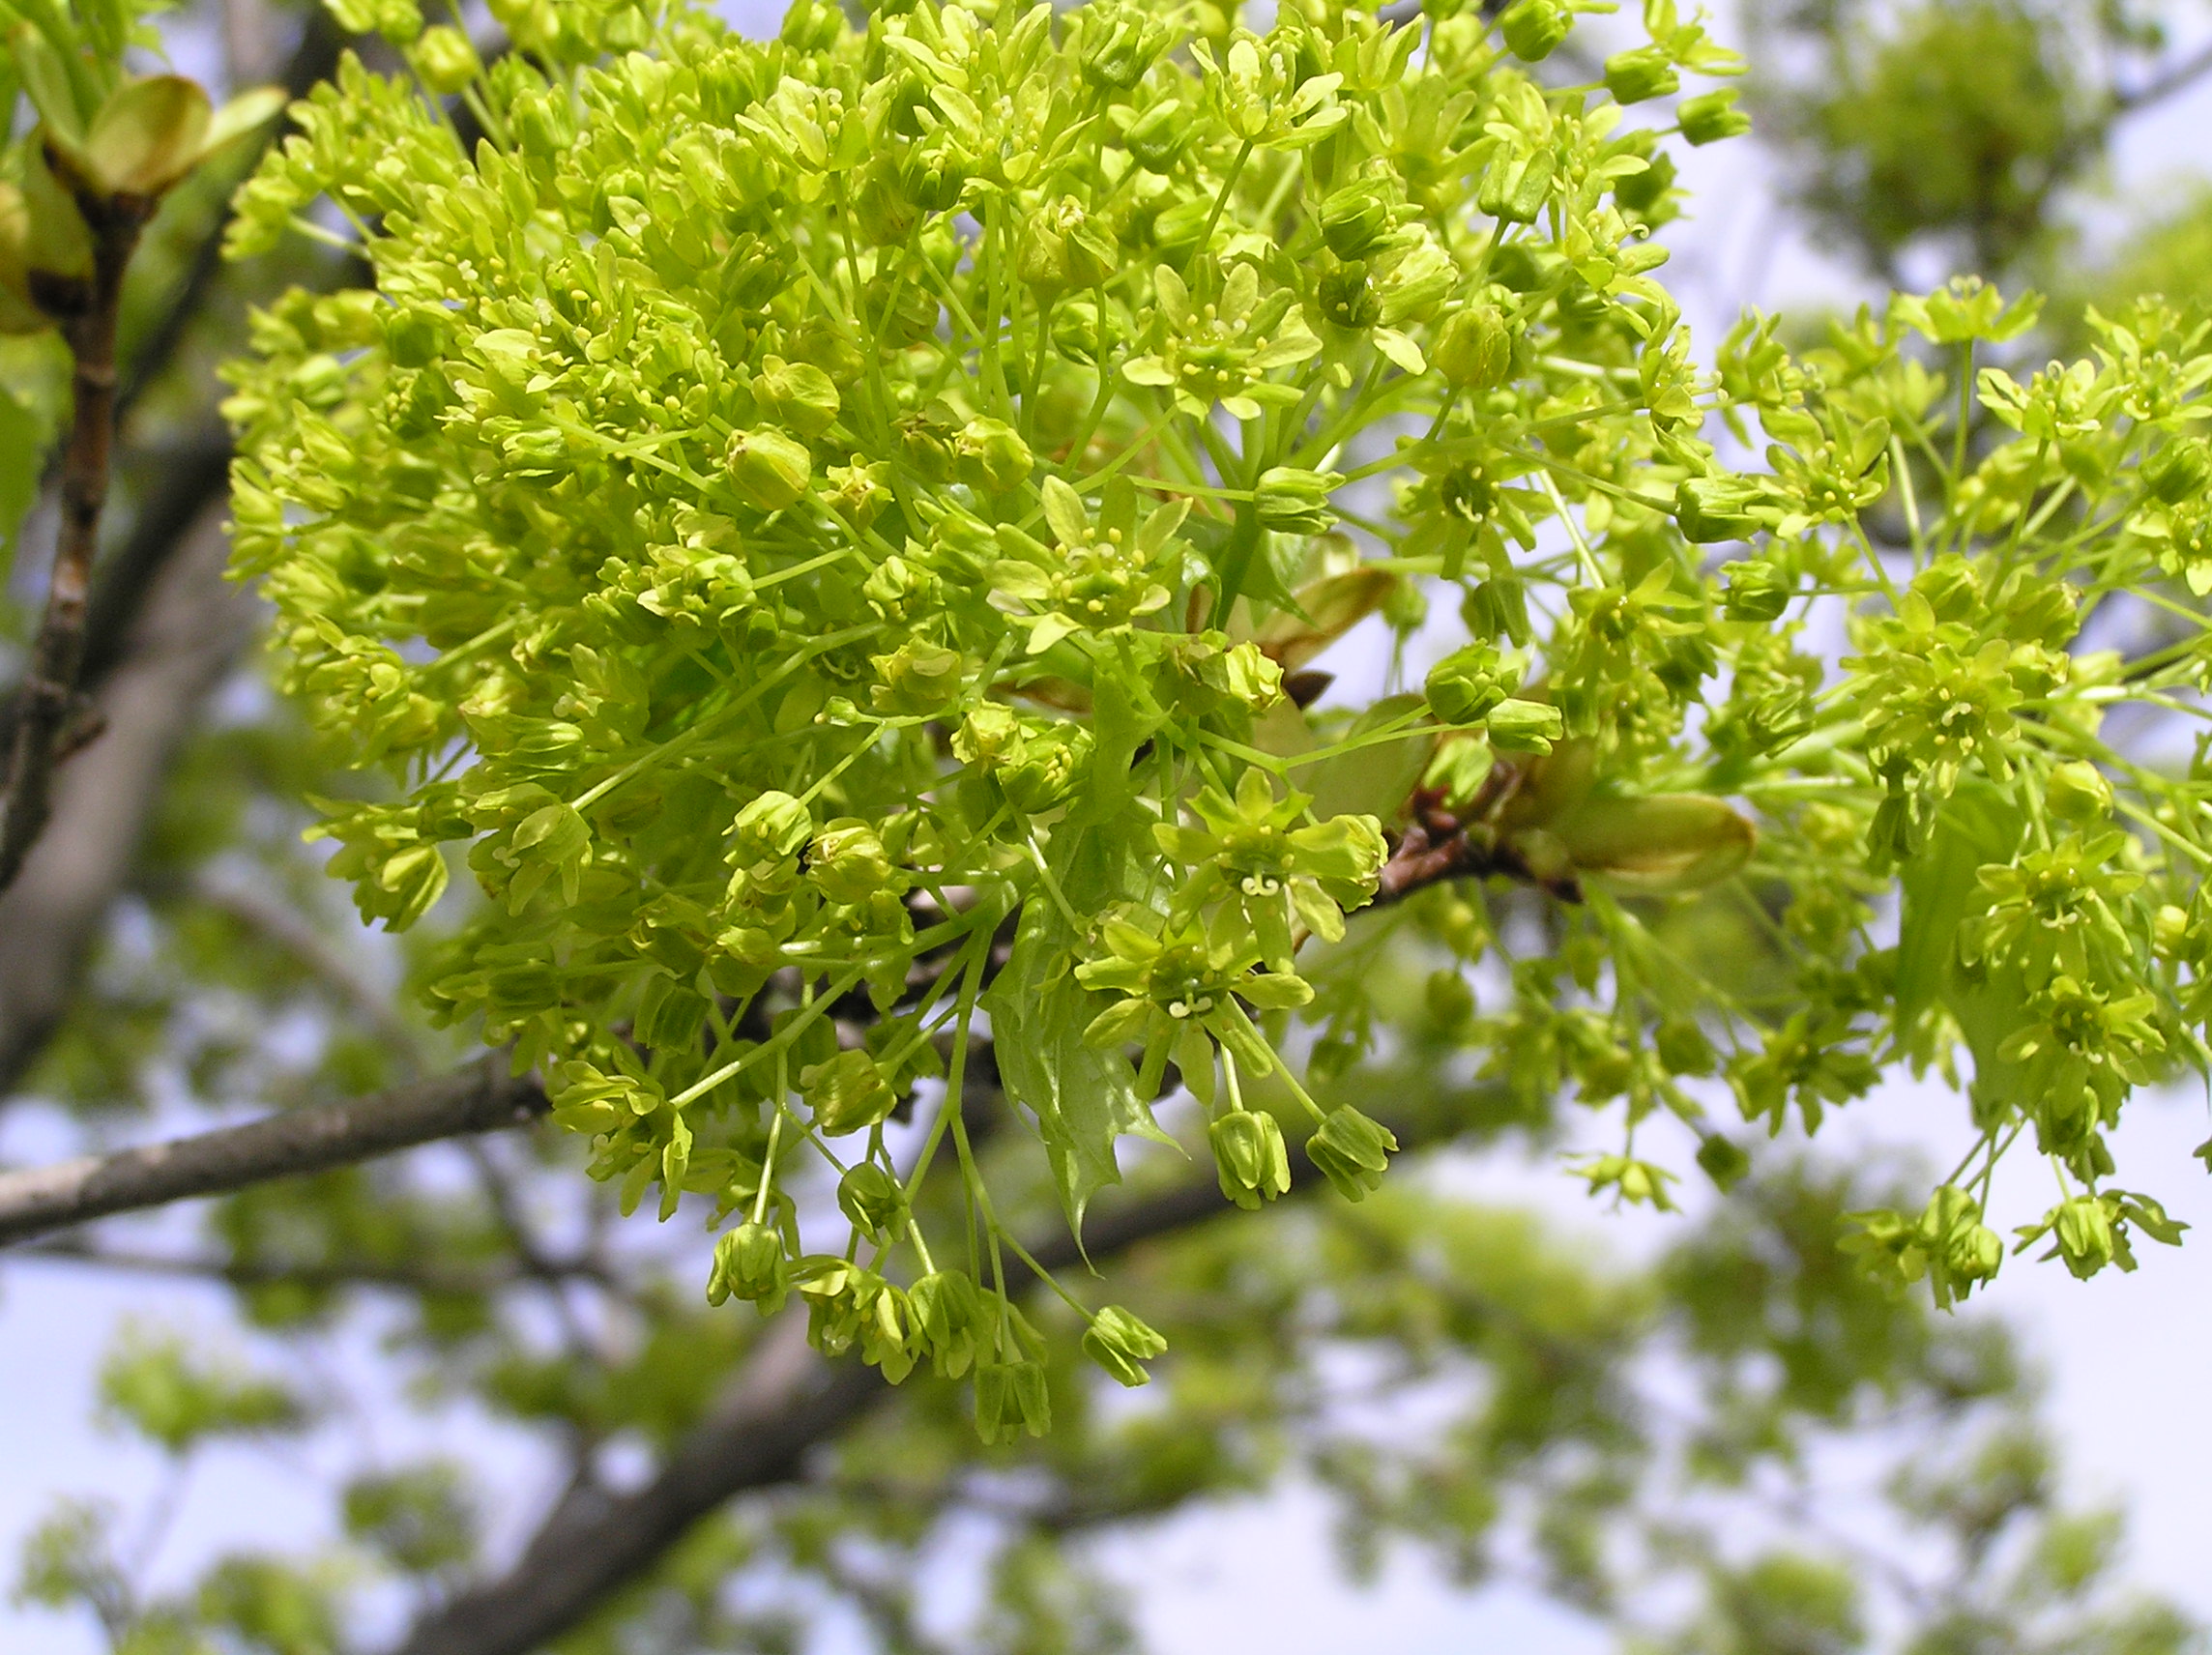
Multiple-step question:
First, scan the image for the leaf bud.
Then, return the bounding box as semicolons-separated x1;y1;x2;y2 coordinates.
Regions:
1306;1106;1397;1202
708;1221;789;1311
1209;1108;1292;1209
1677;89;1751;146
1254;466;1342;536
1082;1305;1169;1387
1424;643;1514;724
1604;46;1680;105
837;1162;909;1238
410;25;482;95
801;1048;897;1137
953;417;1034;493
724;426;813;512
1124;102;1188;173
1485;697;1565;753
1319;179;1395;260
1721;558;1792;621
1317;259;1381;331
1499;0;1570;61
2046;759;2113;822
810;818;895;903
975;1358;1051;1442
2144;439;2211;506
1432;305;1513;390
730;791;813;864
751;356;840;440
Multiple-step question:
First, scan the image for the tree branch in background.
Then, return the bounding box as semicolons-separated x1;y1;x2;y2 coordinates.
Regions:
0;1057;546;1246
387;1097;1465;1655
0;181;154;894
0;489;258;1091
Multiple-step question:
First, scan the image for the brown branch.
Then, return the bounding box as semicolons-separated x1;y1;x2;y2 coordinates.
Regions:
0;488;260;1092
385;1094;1486;1655
0;1056;545;1246
0;180;153;895
16;1234;590;1295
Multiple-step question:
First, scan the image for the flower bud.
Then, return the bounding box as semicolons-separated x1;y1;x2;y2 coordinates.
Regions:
1696;1134;1751;1190
2047;759;2113;822
1604;46;1679;105
1499;0;1570;61
1317;259;1381;331
1254;466;1342;536
1082;12;1169;88
1677;89;1751;146
730;791;812;864
801;1048;897;1136
810;818;894;903
725;426;812;512
411;25;481;94
953;417;1034;493
1209;1109;1292;1209
1320;180;1395;260
751;356;840;440
1432;305;1513;389
1082;1305;1169;1386
708;1221;789;1311
870;638;965;713
2155;904;2190;959
1655;1017;1716;1076
1910;556;1980;624
837;1162;908;1237
1124;102;1188;172
1425;967;1474;1028
1722;559;1792;622
1675;477;1763;544
910;1268;984;1377
975;1358;1051;1442
1485;697;1564;753
1424;644;1514;724
1306;1107;1397;1202
1476;147;1554;225
2144;439;2211;506
780;0;841;50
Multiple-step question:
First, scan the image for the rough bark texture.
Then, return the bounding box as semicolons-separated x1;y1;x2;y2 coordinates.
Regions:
0;1057;546;1245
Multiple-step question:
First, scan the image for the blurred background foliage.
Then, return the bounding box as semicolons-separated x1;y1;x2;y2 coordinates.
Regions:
8;0;2212;1651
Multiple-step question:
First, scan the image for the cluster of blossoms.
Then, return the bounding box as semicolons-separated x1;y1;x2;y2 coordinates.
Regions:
220;0;2212;1431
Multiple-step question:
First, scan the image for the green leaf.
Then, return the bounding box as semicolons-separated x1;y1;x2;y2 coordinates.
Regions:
982;896;1172;1249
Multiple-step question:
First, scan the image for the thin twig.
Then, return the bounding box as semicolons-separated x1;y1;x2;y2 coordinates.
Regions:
0;167;152;893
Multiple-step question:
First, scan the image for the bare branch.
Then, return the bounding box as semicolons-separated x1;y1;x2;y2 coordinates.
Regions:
0;490;258;1091
0;1057;546;1247
18;1234;582;1295
387;1097;1477;1655
0;181;155;894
